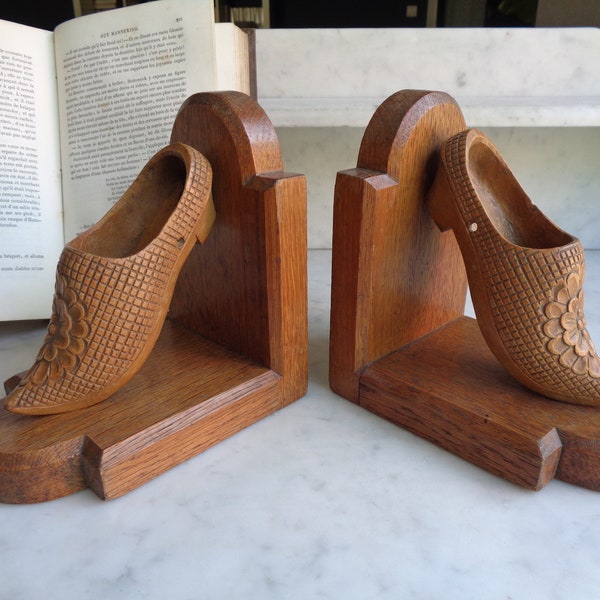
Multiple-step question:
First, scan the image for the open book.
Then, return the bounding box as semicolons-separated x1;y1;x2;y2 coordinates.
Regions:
0;0;250;320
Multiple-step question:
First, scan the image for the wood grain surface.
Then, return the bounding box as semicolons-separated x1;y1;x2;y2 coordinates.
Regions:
329;89;468;402
361;316;600;491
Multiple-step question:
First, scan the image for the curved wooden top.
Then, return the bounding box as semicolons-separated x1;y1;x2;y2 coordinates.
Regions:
357;89;463;180
330;89;468;402
172;91;283;182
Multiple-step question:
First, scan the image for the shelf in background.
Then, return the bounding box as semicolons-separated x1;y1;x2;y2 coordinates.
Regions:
258;95;600;128
256;28;600;128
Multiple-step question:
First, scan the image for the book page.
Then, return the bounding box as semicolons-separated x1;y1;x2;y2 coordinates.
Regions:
54;0;217;241
214;23;250;93
0;21;64;321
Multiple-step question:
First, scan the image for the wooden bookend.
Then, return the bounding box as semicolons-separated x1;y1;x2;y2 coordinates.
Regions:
330;89;600;492
330;89;468;402
0;91;307;503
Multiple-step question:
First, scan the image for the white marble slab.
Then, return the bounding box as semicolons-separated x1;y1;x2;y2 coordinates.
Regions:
2;250;600;599
262;94;600;128
256;28;600;127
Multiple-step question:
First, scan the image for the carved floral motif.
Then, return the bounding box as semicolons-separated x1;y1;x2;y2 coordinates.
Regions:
26;275;89;386
543;270;600;378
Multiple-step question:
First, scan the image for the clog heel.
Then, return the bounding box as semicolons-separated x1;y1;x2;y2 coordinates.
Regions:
6;142;215;415
428;128;600;406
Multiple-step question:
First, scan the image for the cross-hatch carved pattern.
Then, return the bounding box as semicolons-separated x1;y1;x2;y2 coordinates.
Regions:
10;149;212;411
443;131;600;401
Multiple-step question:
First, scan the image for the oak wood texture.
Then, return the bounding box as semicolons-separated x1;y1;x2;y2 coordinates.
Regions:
1;321;278;503
329;90;468;402
329;89;600;491
0;91;307;502
169;91;308;407
361;316;600;492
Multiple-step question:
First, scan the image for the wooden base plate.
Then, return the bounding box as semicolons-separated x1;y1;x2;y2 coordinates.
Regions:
361;316;600;491
0;320;281;503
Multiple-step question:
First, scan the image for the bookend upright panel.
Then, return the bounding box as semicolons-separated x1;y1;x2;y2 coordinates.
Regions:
329;90;468;402
329;89;600;492
0;91;308;503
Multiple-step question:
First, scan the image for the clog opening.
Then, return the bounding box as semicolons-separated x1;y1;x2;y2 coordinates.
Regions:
469;140;573;250
74;153;187;258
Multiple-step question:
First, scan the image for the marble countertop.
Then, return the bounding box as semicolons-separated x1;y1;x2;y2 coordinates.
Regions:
2;249;600;599
256;28;600;128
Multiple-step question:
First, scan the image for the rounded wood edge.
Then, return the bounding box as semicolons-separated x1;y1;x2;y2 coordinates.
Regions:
0;439;85;503
171;91;283;181
357;89;465;175
536;427;563;490
556;429;600;491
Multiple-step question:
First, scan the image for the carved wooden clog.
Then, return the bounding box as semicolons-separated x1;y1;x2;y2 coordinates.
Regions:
6;143;215;415
428;128;600;406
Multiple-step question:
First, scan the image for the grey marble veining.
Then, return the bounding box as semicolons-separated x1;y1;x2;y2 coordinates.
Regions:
258;28;600;100
2;250;600;599
256;28;600;128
